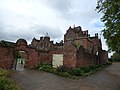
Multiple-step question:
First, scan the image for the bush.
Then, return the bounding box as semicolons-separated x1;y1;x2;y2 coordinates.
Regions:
0;69;21;90
69;68;84;76
0;77;21;90
36;62;111;80
113;59;120;62
37;62;53;72
0;68;9;77
81;67;91;73
56;65;69;72
89;65;97;70
0;40;12;47
56;71;70;77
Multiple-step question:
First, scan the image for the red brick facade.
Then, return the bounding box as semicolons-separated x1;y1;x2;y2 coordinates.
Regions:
63;26;108;67
0;46;14;69
0;26;108;69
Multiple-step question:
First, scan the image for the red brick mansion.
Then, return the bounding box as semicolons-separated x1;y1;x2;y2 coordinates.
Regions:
0;26;108;70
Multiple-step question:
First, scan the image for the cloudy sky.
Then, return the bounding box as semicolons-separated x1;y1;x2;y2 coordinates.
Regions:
0;0;110;55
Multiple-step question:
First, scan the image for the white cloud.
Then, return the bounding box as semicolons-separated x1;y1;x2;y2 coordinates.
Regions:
41;0;73;12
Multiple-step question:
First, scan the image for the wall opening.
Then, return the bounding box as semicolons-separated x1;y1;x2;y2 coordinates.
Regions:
52;54;63;68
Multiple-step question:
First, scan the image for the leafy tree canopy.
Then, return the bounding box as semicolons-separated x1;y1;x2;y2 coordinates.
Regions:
96;0;120;53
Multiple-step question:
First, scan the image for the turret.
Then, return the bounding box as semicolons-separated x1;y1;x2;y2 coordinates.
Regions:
44;33;50;41
95;33;98;38
40;36;43;40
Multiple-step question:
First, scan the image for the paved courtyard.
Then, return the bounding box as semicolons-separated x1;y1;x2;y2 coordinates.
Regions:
11;62;120;90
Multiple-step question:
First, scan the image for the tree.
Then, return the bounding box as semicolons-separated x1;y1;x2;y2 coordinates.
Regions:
96;0;120;53
112;52;120;62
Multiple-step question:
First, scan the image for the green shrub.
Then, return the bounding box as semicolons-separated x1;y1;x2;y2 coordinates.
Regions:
98;64;103;67
95;65;100;68
37;61;53;72
0;68;9;77
88;70;94;74
69;68;84;76
36;62;111;80
113;59;120;62
69;75;80;80
89;65;97;70
0;40;12;47
56;71;70;77
0;69;21;90
56;65;69;72
0;77;21;90
81;67;91;73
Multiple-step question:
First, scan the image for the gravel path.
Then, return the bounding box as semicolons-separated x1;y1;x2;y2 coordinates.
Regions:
11;62;120;90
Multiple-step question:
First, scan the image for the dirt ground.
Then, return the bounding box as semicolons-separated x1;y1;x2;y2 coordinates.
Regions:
11;62;120;90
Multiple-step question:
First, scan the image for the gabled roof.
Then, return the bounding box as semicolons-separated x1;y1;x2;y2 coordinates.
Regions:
73;26;82;33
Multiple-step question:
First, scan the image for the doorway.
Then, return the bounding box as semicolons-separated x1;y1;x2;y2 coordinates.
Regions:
13;51;26;71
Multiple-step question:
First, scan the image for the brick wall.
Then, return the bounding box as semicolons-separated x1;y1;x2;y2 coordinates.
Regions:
0;46;14;69
99;50;108;64
0;26;108;69
63;42;77;68
24;48;39;68
14;39;39;68
38;51;51;64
